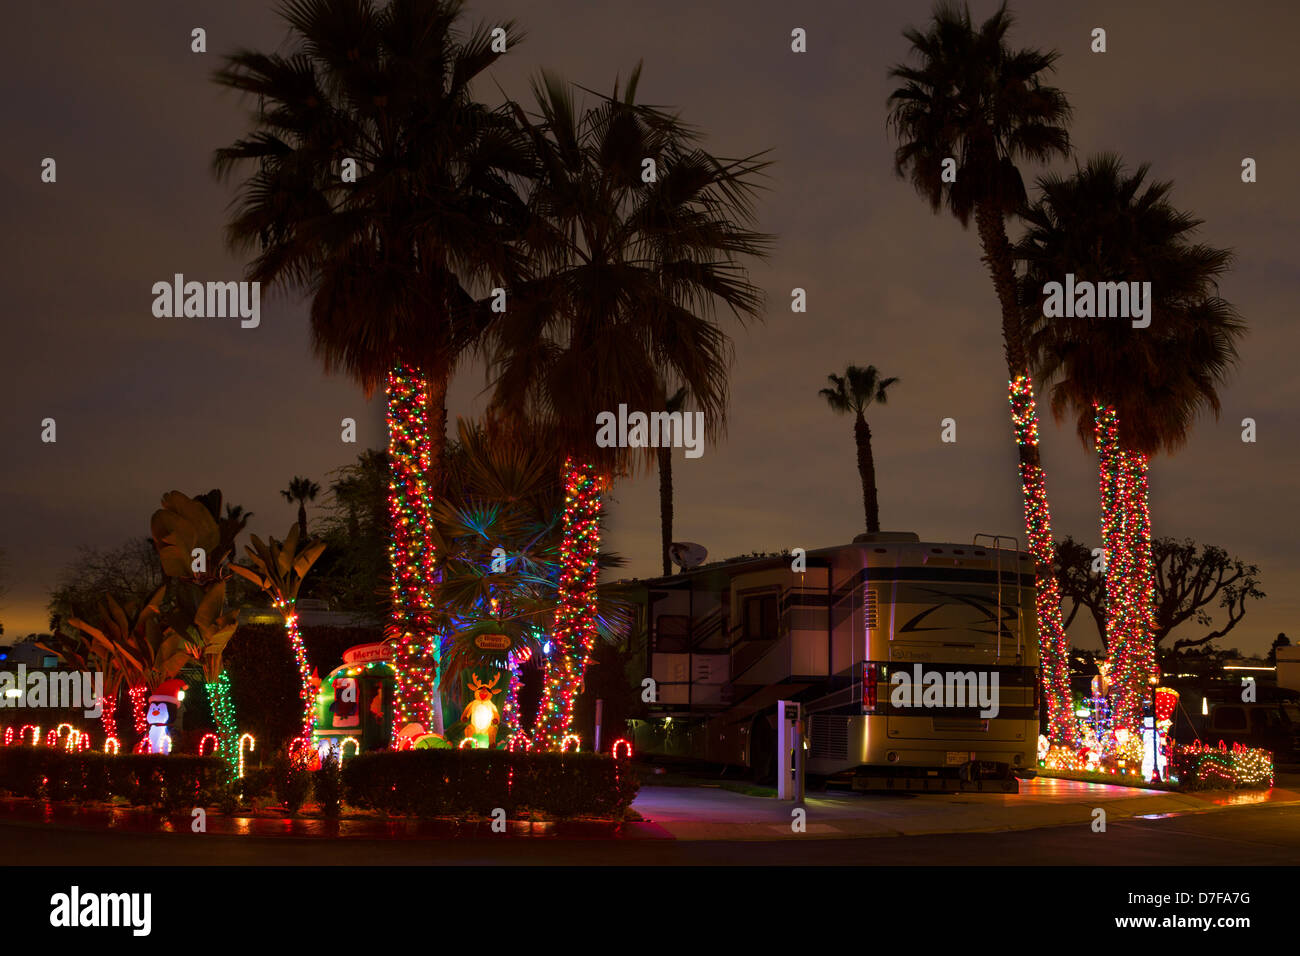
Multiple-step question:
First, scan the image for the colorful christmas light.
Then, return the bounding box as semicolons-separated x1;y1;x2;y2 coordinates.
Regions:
533;459;602;749
207;671;239;776
104;737;120;755
385;366;441;739
128;685;148;740
273;601;317;750
238;733;256;779
610;739;633;760
1009;376;1073;743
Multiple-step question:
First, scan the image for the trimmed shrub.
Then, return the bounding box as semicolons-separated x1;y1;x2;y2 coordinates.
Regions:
313;752;342;818
0;748;225;808
270;752;312;813
342;750;639;820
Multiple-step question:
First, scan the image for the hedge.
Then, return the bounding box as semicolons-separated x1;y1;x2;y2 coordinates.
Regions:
0;748;226;809
342;750;640;819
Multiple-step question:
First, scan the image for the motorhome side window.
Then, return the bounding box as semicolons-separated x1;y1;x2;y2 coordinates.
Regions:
741;593;778;641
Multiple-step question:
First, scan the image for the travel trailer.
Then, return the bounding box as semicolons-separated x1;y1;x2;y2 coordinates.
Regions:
622;533;1041;791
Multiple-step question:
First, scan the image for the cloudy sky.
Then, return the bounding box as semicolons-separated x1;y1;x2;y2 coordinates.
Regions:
1;0;1295;654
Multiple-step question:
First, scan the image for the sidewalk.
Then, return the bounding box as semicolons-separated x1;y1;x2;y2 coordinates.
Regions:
2;777;1295;842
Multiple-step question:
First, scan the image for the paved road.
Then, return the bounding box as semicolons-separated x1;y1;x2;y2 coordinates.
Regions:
3;801;1298;865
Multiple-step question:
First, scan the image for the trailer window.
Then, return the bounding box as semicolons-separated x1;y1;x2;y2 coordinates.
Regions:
742;594;778;641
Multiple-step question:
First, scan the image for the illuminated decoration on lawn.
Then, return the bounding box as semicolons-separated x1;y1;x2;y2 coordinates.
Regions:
561;734;581;754
274;600;317;749
238;733;256;779
77;733;90;751
611;739;633;760
99;691;118;740
385;366;441;740
2;727;11;746
44;728;58;747
1145;686;1179;782
341;737;360;760
315;653;396;754
1174;740;1273;789
55;724;78;752
207;672;239;774
151;733;172;755
198;733;219;757
458;737;477;749
1008;375;1072;743
128;685;149;739
534;459;602;749
20;725;40;746
104;737;120;754
507;731;531;752
1094;404;1156;736
461;673;503;749
146;679;185;756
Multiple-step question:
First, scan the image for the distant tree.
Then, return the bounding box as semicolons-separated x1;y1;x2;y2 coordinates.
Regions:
311;451;391;616
657;386;688;576
1054;536;1263;653
819;365;899;534
281;477;321;540
48;538;165;636
1268;632;1291;666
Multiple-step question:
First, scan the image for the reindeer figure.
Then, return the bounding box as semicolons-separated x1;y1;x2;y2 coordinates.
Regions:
461;673;503;748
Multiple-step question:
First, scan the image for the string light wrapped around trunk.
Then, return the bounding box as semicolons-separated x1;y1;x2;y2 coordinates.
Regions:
1009;375;1073;743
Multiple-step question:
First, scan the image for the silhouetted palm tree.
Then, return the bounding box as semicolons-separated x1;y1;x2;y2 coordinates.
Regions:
887;0;1075;740
1017;154;1244;731
489;65;771;747
820;366;898;534
213;0;530;736
658;385;688;576
280;477;321;539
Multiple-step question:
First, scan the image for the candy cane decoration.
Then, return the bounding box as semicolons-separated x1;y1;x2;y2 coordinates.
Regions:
104;737;120;755
45;729;59;747
20;725;39;746
458;737;477;749
238;733;256;778
3;727;13;747
340;737;360;760
610;738;633;760
561;734;581;754
507;731;531;753
198;733;219;757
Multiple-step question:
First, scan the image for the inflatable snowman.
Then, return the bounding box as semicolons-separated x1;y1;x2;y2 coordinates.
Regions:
146;679;186;754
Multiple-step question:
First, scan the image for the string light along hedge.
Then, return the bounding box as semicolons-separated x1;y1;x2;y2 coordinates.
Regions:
1009;375;1072;743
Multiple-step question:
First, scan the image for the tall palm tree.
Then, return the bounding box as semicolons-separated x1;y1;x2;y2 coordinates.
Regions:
230;525;327;749
887;1;1075;740
213;0;531;737
1017;154;1244;733
658;385;688;576
280;477;321;539
819;366;899;534
489;65;771;748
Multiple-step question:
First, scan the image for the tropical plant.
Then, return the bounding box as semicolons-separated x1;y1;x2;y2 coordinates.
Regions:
34;629;122;740
280;477;320;539
887;0;1075;739
213;0;531;738
230;525;327;747
312;450;391;617
819;365;899;534
489;65;771;747
1017;154;1244;729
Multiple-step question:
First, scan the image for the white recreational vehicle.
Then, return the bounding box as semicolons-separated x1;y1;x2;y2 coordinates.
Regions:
622;533;1041;792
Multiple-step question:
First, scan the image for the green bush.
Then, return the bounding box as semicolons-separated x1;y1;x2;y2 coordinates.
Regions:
0;748;225;808
313;752;342;818
341;750;639;820
270;752;312;813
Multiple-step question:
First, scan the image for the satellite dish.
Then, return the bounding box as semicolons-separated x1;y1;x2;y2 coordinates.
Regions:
669;541;708;571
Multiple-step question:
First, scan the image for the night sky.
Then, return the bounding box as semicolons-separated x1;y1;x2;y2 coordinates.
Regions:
1;1;1296;653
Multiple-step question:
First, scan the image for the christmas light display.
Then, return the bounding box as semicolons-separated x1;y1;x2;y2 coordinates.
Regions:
128;685;148;739
458;737;477;749
100;691;118;741
207;672;239;775
273;601;317;749
238;733;256;779
104;737;119;754
2;727;11;746
1008;376;1073;743
533;459;602;749
611;739;633;760
198;733;219;757
561;734;581;753
1174;740;1273;789
341;737;360;760
1094;404;1156;736
385;366;441;739
20;725;39;746
507;731;531;752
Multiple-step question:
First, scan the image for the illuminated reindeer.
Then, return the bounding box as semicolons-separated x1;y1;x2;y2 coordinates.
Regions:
461;673;503;748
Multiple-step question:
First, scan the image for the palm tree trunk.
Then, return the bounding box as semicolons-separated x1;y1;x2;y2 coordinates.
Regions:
278;601;316;746
535;457;602;749
658;445;673;576
386;365;441;738
855;413;880;534
206;670;239;776
975;199;1073;744
128;684;148;742
297;503;308;539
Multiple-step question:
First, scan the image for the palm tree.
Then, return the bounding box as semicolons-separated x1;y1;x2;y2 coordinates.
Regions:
230;525;327;749
489;65;771;748
819;366;899;534
213;0;531;737
887;1;1075;740
280;477;321;539
1017;154;1244;733
658;385;688;575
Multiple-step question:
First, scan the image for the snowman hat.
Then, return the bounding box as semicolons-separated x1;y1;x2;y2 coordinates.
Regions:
150;679;186;705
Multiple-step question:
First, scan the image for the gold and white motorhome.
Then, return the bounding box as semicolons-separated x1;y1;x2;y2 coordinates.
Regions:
624;533;1040;791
